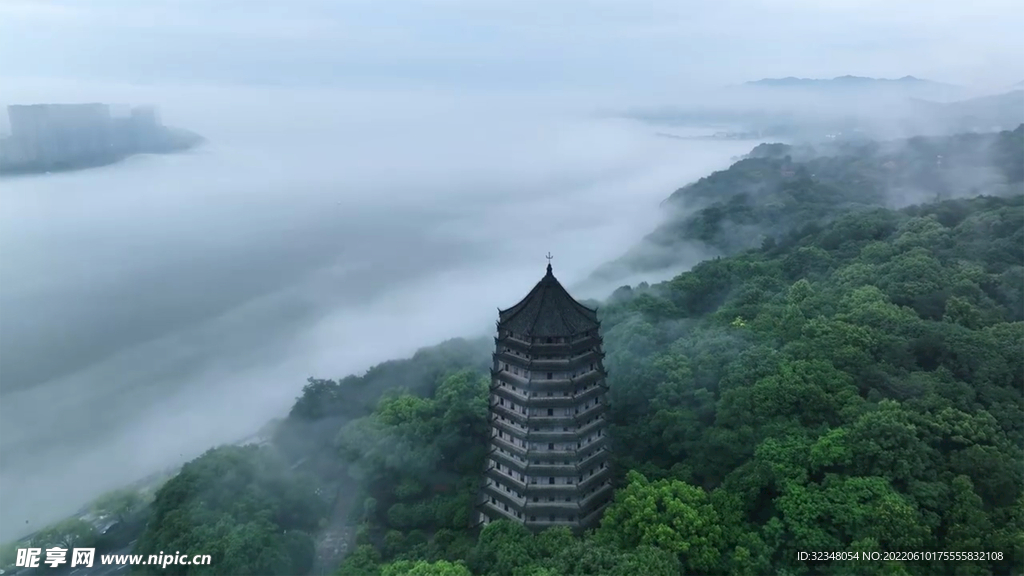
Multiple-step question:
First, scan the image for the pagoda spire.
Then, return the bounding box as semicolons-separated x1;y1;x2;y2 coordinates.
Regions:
545;252;553;275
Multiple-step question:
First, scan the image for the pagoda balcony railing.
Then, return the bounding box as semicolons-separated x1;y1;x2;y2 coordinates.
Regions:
479;500;523;523
496;332;598;349
494;394;596;410
490;435;528;457
488;451;526;476
524;402;605;422
485;466;528;491
578;481;615;510
576;470;611;492
494;457;592;478
481;482;526;503
489;416;527;438
490;403;529;425
524;519;582;529
524;482;585;493
525;415;606;440
527;428;600;443
573;402;607;422
516;414;579;427
571;434;609;455
488;379;532;402
577;446;608;470
524;464;578;475
490;384;605;409
494;369;604;388
523;501;582;513
527;349;604;364
525;448;579;459
494;349;603;368
481;481;527;506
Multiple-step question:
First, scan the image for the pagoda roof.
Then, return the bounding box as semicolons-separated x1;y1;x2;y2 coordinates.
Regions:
498;264;599;337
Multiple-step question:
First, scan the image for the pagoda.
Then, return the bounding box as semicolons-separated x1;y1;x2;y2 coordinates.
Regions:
477;259;613;532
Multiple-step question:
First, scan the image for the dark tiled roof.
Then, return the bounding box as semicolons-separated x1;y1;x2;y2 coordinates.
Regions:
498;264;599;337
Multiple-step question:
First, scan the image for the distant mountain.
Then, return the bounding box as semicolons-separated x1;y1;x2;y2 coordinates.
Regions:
735;74;970;106
745;75;949;88
909;90;1024;132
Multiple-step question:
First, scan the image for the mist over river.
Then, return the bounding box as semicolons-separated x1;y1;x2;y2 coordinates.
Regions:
0;83;758;539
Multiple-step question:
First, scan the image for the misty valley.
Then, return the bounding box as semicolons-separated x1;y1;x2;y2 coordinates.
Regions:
2;109;1021;574
1;6;1023;575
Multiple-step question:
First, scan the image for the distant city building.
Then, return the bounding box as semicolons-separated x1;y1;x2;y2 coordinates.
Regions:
7;103;111;164
477;260;614;532
2;103;163;168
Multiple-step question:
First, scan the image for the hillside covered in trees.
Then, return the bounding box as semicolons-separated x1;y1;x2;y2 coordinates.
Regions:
326;191;1023;576
12;127;1021;576
595;125;1023;279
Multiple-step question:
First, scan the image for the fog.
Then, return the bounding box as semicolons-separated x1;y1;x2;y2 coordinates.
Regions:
0;80;758;538
2;0;1022;543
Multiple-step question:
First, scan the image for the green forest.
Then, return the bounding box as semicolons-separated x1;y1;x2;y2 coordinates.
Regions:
13;126;1022;576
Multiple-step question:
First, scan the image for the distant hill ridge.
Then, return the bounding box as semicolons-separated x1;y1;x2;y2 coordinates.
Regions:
745;75;950;87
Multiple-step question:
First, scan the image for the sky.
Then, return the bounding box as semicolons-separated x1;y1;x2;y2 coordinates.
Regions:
0;0;1022;96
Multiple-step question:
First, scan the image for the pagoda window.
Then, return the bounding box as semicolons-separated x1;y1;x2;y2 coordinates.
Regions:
547;372;553;379
548;477;555;484
547;409;553;416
